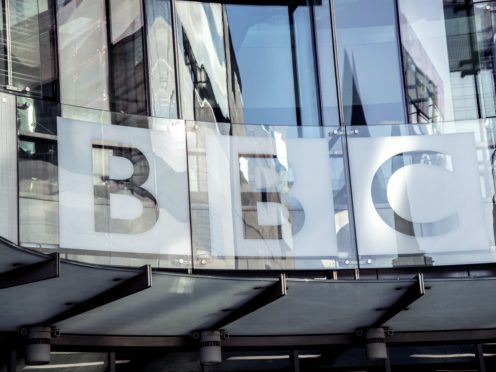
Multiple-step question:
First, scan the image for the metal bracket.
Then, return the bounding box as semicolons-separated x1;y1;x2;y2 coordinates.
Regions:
207;273;287;331
38;265;152;327
370;273;426;328
0;252;59;290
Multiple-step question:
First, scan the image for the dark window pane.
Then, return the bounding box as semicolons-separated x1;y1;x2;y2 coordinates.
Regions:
0;0;57;99
17;96;59;135
109;0;147;116
335;0;406;125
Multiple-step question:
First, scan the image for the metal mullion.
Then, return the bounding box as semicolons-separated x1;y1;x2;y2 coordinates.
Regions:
104;0;114;114
392;0;409;124
140;0;152;117
289;5;303;126
328;0;344;127
4;0;12;88
308;0;323;126
170;0;182;119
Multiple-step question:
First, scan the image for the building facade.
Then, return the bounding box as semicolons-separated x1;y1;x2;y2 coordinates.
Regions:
1;0;496;371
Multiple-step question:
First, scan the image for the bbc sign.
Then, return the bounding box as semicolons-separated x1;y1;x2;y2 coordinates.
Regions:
57;118;491;262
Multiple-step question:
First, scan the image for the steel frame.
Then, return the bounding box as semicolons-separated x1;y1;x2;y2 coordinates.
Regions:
37;265;152;327
206;274;287;331
0;252;59;290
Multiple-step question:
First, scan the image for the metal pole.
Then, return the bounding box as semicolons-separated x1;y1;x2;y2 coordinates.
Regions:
7;350;16;372
291;350;300;372
476;344;486;372
107;352;116;372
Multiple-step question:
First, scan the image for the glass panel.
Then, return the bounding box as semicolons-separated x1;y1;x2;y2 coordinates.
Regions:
176;0;322;126
0;0;57;98
108;0;147;117
18;100;191;269
57;0;110;111
225;2;320;126
176;1;230;123
19;136;59;248
57;0;148;117
334;0;406;125
348;120;496;267
314;0;340;126
144;0;177;118
398;0;496;123
474;2;496;119
187;121;356;269
17;96;59;135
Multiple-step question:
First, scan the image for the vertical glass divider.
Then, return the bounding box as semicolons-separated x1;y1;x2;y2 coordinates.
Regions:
328;0;344;127
170;0;182;118
392;0;412;123
4;0;12;88
309;2;323;126
140;0;152;116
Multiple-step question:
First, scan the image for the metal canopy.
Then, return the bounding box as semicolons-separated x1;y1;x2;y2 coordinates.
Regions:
0;236;55;274
387;277;496;332
56;271;278;336
2;238;496;347
224;278;415;335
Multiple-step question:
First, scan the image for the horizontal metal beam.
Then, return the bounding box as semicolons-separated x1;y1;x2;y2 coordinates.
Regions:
0;328;495;350
207;274;287;331
0;252;59;290
371;273;425;328
39;265;152;327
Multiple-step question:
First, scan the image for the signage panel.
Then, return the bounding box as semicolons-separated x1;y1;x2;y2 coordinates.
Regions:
204;134;339;259
348;132;489;259
57;118;191;255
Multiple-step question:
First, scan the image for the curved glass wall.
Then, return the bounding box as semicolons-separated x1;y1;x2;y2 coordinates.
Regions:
2;0;496;270
9;97;496;270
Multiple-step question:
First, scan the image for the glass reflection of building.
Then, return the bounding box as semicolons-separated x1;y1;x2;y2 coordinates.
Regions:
1;0;496;268
3;0;496;370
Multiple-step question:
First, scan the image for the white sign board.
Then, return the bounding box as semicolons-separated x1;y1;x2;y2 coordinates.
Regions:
205;134;339;259
348;133;489;257
57;118;191;255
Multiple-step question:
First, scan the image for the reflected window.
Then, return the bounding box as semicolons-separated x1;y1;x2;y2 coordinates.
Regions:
17;96;59;247
145;0;177;118
398;0;496;123
17;96;59;135
176;0;323;126
335;0;406;125
57;0;156;120
0;0;57;99
18;137;59;247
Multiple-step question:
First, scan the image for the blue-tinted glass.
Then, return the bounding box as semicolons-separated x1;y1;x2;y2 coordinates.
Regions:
335;0;406;125
226;3;320;126
314;0;340;126
176;1;324;126
145;0;177;119
399;0;496;123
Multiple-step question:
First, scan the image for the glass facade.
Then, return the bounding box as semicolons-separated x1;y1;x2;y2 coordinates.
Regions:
0;0;495;270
